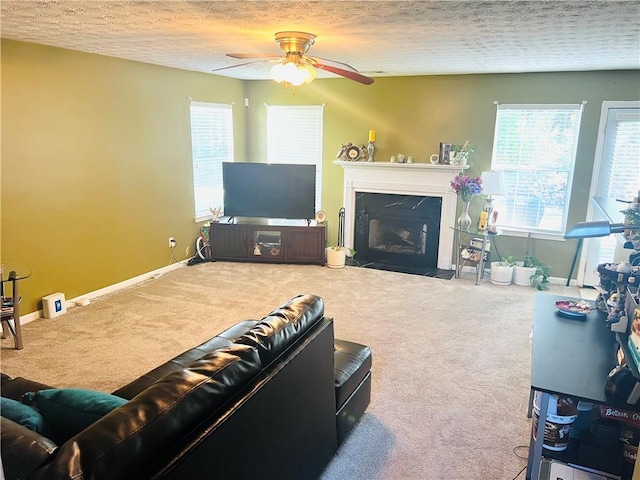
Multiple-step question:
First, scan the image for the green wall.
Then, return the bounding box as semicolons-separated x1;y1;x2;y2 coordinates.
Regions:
245;71;640;278
1;40;246;313
2;39;639;314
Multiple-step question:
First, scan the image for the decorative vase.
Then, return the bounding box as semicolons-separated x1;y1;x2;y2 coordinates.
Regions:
457;200;472;231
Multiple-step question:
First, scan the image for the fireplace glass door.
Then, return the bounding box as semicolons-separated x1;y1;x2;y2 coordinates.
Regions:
354;193;441;269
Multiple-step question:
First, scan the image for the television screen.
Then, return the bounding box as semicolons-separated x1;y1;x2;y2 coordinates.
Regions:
222;162;316;220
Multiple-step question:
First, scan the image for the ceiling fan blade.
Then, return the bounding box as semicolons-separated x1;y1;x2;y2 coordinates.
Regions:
226;53;282;60
212;59;272;73
306;55;358;73
312;62;374;85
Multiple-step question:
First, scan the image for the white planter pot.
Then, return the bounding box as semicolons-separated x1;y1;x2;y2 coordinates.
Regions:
513;264;537;286
490;262;514;285
326;248;346;269
450;152;469;166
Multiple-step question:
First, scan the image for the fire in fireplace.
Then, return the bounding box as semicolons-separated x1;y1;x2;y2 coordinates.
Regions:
354;192;442;271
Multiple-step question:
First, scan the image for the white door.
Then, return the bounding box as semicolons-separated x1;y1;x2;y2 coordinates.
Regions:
578;101;640;286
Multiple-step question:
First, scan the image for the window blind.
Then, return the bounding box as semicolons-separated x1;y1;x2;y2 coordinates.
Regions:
266;105;324;211
491;104;584;234
597;111;640;198
595;109;640;265
190;102;234;220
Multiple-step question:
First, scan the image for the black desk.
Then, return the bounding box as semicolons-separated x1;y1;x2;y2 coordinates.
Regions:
526;293;618;480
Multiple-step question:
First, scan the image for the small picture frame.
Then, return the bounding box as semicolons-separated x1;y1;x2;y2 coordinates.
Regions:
439;142;452;165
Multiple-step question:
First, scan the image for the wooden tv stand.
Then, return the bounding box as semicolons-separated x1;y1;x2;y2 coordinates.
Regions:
210;219;326;266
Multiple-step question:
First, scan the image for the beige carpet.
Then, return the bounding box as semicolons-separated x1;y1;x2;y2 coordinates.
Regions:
1;262;581;480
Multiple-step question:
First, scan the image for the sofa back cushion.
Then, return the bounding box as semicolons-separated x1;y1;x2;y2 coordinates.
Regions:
112;319;259;400
237;294;324;365
40;343;262;480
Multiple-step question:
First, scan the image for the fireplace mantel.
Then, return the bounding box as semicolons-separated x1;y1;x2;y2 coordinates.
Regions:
335;160;466;270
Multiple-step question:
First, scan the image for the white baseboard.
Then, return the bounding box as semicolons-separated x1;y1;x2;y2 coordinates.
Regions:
456;265;576;287
20;261;187;325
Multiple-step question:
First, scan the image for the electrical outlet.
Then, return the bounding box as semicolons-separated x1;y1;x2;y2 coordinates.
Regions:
168;237;176;248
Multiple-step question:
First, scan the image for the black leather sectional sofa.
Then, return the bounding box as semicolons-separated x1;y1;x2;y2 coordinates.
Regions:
1;294;372;480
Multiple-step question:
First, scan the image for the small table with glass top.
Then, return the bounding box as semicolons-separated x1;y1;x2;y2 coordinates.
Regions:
451;226;500;285
1;261;32;349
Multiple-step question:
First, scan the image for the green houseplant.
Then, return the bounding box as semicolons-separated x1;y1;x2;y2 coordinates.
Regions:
513;257;536;287
449;143;475;167
523;255;551;290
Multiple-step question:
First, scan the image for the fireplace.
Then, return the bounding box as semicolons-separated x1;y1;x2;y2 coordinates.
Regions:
354;193;441;268
335;161;463;270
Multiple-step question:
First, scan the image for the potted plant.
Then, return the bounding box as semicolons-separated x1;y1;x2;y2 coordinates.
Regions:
621;206;640;243
513;258;537;286
326;246;355;269
449;141;475;166
524;255;551;291
490;255;518;285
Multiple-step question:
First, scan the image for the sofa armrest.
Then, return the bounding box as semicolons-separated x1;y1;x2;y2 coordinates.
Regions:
1;417;58;479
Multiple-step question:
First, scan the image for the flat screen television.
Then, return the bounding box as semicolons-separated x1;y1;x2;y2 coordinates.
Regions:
222;162;316;220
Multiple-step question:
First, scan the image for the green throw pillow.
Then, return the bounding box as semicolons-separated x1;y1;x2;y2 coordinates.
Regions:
23;388;127;443
1;397;45;433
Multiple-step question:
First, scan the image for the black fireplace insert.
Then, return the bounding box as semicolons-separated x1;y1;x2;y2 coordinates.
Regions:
354;192;442;271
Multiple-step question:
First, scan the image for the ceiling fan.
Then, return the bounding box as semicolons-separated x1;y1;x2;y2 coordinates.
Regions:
212;31;374;87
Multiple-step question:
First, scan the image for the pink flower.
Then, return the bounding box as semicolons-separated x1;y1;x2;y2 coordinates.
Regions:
450;174;483;202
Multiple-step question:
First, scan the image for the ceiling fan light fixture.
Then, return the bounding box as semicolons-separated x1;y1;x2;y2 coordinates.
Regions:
270;62;286;82
270;61;316;86
301;63;317;84
225;31;372;87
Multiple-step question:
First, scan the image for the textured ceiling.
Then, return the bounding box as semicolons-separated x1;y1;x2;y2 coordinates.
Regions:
1;0;639;81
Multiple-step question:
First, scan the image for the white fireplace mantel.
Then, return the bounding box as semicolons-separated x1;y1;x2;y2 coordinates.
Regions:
335;160;465;270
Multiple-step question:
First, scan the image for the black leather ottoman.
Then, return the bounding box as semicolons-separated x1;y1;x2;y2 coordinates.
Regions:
334;339;372;446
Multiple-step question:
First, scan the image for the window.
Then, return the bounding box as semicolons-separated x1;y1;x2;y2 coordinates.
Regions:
580;103;640;286
266;105;324;211
490;104;584;235
596;108;640;198
190;101;234;221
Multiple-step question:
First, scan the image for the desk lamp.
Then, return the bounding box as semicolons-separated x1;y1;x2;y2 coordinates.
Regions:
563;220;640;287
564;220;640;240
480;171;506;218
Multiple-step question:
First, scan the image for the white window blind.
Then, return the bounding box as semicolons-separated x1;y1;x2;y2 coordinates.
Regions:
597;110;640;198
490;104;584;234
190;101;234;221
594;109;640;265
266;105;324;211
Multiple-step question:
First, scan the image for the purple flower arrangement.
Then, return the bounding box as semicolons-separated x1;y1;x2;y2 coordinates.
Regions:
450;174;483;202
